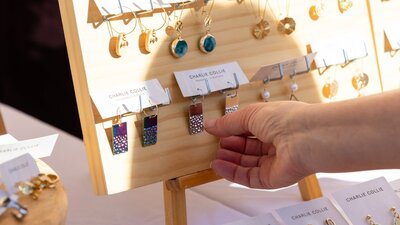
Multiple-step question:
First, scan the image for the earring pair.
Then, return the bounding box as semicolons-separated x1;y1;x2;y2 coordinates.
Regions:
366;207;400;225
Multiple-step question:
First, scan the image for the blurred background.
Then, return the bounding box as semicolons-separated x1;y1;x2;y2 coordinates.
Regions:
1;0;82;138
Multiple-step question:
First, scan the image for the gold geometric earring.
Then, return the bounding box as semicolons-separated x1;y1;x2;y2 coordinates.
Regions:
390;207;400;225
366;215;381;225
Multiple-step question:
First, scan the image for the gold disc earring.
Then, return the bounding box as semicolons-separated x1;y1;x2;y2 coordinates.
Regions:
170;20;188;58
199;15;217;53
277;17;296;35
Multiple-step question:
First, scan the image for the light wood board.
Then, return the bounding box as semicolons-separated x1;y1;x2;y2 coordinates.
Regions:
58;0;382;195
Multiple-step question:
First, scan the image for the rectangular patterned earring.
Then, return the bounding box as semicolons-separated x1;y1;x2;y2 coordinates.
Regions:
225;91;239;115
189;96;204;135
112;115;128;154
142;105;158;147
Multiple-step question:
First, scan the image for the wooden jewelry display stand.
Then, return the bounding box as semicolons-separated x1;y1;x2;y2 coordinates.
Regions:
57;0;382;224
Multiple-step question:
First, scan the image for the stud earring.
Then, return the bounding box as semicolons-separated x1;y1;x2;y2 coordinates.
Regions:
390;207;400;225
366;215;381;225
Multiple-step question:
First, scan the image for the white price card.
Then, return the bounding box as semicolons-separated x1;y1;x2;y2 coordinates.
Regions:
332;177;400;225
251;53;316;82
312;32;368;68
223;213;281;225
276;197;349;225
0;134;18;145
174;61;249;97
0;153;39;194
384;24;400;50
90;79;170;119
0;134;58;164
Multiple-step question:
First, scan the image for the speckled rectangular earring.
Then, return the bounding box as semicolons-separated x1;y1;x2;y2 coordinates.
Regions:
225;92;239;115
142;114;158;147
112;121;128;154
189;97;204;135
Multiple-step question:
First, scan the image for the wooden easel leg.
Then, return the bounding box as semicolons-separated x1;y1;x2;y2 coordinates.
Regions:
298;174;323;201
163;180;187;225
0;111;6;135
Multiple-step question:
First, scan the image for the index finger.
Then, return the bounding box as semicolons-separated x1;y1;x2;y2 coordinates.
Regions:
204;103;265;137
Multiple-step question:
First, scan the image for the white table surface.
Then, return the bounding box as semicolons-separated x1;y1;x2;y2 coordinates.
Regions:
1;103;399;225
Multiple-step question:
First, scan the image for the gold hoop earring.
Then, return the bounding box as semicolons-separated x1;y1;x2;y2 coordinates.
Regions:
105;7;137;57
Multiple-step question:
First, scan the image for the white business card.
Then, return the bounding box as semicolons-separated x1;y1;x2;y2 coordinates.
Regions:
0;153;39;194
90;79;170;119
0;134;18;145
0;134;58;164
312;32;368;68
174;61;249;97
251;53;316;82
332;177;400;225
276;197;349;225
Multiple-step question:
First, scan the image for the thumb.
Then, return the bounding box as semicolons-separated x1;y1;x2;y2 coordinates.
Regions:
204;103;265;137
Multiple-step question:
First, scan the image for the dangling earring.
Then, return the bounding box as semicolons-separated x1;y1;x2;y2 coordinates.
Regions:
309;0;326;20
199;0;216;53
170;20;189;58
224;78;240;115
104;7;137;57
289;73;299;101
366;215;381;225
391;207;400;225
138;9;168;54
189;96;204;135
322;66;339;101
112;109;128;154
261;77;271;102
141;102;158;147
325;218;336;225
352;59;369;97
199;15;217;54
338;0;353;13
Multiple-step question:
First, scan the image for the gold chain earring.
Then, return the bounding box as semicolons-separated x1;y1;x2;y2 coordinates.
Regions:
391;207;400;225
366;215;381;225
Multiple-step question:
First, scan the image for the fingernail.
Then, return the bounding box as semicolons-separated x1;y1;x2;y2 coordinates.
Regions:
204;119;217;129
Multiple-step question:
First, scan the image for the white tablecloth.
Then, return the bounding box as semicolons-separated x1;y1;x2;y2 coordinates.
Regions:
1;103;399;225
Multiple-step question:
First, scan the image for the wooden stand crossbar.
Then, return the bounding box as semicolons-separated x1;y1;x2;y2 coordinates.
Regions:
163;169;322;225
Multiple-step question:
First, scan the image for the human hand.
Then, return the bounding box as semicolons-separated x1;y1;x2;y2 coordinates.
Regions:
205;101;313;189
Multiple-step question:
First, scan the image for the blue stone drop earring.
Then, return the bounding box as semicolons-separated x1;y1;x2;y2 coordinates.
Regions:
199;15;216;54
170;20;188;58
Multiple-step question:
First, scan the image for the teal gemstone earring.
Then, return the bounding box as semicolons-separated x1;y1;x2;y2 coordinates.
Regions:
199;15;216;54
170;20;188;58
